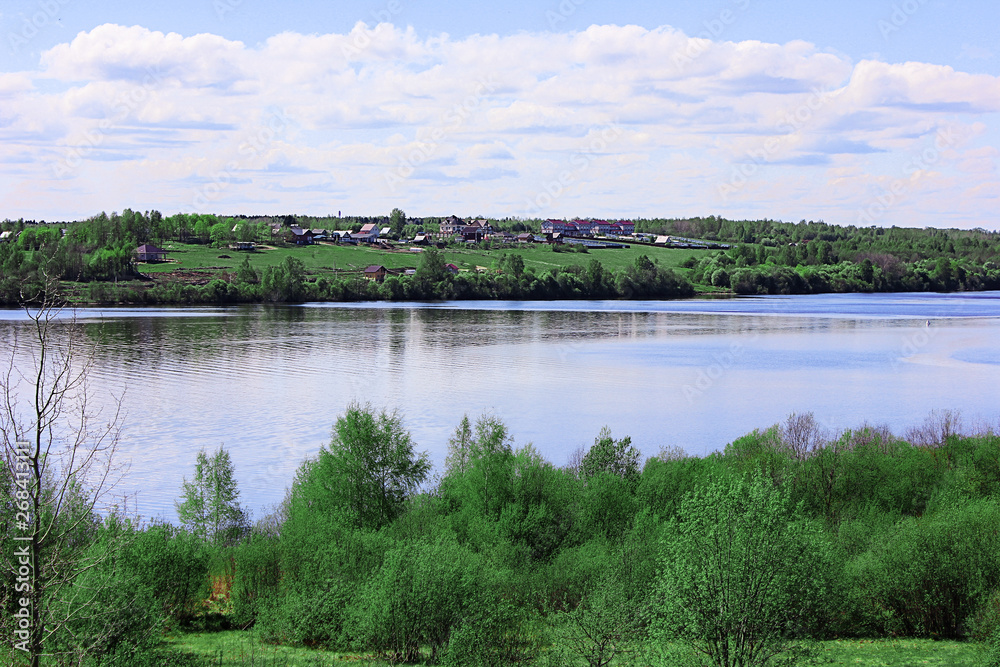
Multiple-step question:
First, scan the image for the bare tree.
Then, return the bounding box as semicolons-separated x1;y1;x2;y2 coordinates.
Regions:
905;409;964;447
653;443;688;462
565;445;586;478
780;412;828;461
1;287;128;667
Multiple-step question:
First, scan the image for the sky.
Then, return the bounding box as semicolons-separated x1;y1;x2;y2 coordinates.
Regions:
1;0;999;229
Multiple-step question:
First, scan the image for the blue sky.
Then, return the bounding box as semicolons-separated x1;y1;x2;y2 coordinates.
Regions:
2;0;998;228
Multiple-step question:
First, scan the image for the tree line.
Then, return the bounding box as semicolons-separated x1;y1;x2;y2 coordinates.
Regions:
649;216;1000;294
70;249;695;306
5;210;1000;304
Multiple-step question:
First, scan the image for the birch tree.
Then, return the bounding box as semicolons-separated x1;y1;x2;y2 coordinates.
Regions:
175;445;249;545
1;286;128;667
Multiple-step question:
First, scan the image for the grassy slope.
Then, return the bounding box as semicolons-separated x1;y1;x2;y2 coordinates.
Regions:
139;241;702;278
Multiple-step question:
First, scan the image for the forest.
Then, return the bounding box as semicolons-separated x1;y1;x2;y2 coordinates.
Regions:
3;396;1000;666
639;216;1000;294
2;210;1000;304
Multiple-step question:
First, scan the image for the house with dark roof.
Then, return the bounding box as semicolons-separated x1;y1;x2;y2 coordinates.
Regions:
135;244;168;262
439;216;468;235
363;265;387;282
461;225;487;242
285;227;314;245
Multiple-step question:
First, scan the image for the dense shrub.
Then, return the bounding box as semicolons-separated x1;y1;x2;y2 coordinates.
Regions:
846;499;1000;637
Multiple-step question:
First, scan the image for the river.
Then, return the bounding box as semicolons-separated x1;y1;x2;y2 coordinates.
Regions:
2;291;999;521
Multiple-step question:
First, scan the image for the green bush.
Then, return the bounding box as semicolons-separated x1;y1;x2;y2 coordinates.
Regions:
122;522;212;626
444;590;543;667
985;627;1000;667
349;533;474;662
256;582;353;648
230;535;282;628
847;499;1000;638
656;473;835;667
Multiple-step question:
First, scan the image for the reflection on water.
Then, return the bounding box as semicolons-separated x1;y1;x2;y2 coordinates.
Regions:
2;293;999;521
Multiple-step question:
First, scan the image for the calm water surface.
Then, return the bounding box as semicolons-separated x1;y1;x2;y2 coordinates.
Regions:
2;292;999;520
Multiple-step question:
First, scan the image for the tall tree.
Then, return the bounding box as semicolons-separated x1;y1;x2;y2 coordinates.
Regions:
293;402;430;532
580;426;641;481
390;208;407;236
175;445;248;545
656;473;830;667
0;285;128;667
442;412;515;520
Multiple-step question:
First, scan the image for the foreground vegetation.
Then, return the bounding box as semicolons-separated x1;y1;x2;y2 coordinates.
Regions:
3;210;1000;304
4;399;1000;666
162;631;988;666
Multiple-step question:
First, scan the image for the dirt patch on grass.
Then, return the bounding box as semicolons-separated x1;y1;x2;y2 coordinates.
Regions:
155;269;227;286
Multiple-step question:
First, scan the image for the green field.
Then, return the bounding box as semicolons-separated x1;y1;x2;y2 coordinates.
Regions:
161;631;987;667
139;241;704;278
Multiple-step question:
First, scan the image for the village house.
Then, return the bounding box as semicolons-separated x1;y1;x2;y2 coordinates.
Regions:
468;219;493;233
439;215;465;235
461;225;487;242
134;244;168;262
354;223;379;243
542;219;635;236
285;227;314;245
541;219;581;235
584;220;613;236
616;220;636;235
363;265;387;282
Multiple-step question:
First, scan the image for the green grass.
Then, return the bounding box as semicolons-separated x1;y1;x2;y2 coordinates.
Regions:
440;242;699;274
138;241;705;279
159;632;986;667
164;630;381;666
808;638;984;666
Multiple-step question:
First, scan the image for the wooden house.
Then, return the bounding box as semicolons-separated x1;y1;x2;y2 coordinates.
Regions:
134;244;168;262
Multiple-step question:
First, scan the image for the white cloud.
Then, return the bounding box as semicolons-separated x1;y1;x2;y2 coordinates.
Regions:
0;22;998;228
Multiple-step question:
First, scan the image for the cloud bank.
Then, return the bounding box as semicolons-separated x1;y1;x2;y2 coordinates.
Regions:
2;22;998;228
